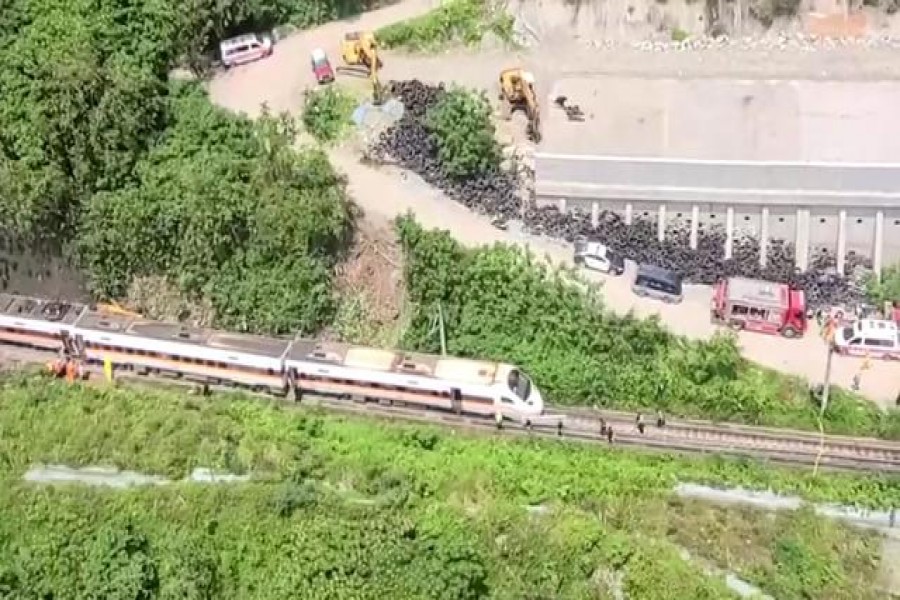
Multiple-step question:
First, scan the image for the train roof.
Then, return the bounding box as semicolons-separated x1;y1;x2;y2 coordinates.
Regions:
0;294;86;325
286;340;500;385
76;309;291;359
726;277;790;308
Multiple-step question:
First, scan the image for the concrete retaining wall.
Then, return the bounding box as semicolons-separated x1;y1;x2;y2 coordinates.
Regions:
535;153;900;273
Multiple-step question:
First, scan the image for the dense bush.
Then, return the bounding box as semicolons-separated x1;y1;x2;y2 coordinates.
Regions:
396;215;900;438
77;84;353;334
0;0;360;334
301;86;357;143
426;88;501;179
377;0;515;51
0;376;891;599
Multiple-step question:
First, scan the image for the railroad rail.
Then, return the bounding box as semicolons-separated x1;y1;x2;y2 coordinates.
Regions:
2;348;898;474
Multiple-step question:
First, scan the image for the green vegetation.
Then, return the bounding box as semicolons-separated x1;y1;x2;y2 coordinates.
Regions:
426;88;502;179
0;0;357;335
301;86;358;143
79;88;353;334
377;0;515;51
0;375;893;599
865;263;900;308
671;27;690;42
397;216;900;438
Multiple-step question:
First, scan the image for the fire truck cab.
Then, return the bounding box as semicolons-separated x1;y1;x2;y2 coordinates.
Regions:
711;277;807;339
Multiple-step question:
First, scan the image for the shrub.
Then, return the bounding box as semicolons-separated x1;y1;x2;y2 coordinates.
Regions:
425;88;501;179
301;86;357;143
377;0;515;51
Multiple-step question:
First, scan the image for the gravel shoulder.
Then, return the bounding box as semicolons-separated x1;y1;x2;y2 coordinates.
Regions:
207;4;900;406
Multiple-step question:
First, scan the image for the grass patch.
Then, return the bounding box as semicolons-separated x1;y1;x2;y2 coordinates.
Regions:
0;374;893;599
301;85;357;143
667;499;884;600
1;375;898;506
377;0;516;51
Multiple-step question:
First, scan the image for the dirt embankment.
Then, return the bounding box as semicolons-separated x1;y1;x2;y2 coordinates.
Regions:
0;237;88;302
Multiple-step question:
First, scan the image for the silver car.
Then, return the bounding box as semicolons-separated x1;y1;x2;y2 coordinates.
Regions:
573;240;625;276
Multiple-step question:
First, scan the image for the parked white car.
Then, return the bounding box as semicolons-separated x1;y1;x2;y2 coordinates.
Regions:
573;240;625;276
220;33;273;69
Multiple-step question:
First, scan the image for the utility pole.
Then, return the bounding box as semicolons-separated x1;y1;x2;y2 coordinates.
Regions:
820;316;837;417
820;345;833;417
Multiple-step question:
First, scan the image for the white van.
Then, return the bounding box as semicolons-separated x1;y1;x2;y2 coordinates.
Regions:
220;34;273;69
833;319;899;360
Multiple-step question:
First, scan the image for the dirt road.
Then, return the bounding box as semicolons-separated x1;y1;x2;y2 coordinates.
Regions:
207;3;900;406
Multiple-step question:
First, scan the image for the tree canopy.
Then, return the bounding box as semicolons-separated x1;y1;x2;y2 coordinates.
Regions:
0;0;358;334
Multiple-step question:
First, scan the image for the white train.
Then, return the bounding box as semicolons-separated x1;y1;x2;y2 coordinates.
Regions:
0;293;544;422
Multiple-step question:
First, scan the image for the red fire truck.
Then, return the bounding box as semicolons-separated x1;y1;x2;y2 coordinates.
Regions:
711;277;808;338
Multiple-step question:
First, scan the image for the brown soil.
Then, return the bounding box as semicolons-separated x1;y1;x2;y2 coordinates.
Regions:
329;213;406;338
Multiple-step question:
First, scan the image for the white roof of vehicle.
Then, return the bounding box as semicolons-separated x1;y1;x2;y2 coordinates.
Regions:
575;241;609;258
726;277;789;308
221;34;261;48
311;48;327;61
848;319;898;339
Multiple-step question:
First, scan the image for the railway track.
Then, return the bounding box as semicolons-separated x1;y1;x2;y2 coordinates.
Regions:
2;347;899;474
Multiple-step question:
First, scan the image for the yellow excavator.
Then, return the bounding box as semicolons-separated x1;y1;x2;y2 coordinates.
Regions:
498;68;541;143
340;31;387;105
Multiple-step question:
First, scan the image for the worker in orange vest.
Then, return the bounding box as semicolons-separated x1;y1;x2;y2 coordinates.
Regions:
46;358;65;378
65;359;77;383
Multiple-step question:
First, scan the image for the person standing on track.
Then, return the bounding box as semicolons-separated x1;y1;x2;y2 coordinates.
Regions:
606;426;614;444
636;413;645;435
656;410;666;428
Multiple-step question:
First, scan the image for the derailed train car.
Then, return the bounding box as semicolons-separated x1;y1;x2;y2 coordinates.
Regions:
0;293;544;423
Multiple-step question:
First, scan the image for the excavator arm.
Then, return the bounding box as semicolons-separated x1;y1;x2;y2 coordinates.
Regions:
521;80;542;143
363;42;386;105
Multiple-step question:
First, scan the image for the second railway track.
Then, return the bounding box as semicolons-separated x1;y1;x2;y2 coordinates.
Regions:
2;347;899;474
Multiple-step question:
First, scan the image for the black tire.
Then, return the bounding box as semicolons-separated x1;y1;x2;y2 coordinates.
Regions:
782;326;798;339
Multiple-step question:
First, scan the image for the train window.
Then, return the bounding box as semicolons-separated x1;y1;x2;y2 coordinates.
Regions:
501;397;515;405
507;369;531;401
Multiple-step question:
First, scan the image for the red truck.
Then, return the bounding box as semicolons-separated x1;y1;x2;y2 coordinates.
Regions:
711;277;807;338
